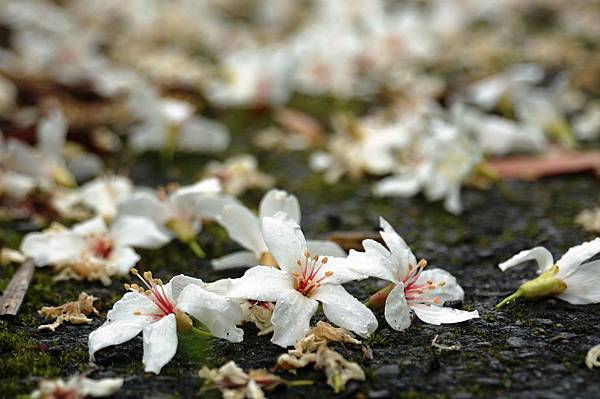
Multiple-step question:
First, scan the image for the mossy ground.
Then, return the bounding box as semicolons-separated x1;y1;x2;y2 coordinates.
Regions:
2;102;600;398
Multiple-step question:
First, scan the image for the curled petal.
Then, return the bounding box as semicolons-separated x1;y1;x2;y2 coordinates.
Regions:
271;290;318;347
411;303;479;325
556;238;600;278
379;217;416;278
498;246;554;273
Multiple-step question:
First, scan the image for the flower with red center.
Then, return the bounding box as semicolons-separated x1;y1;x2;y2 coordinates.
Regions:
89;273;244;374
348;217;479;331
21;215;170;283
226;211;377;347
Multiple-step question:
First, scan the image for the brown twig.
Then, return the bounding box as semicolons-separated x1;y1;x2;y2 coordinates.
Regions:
0;259;35;316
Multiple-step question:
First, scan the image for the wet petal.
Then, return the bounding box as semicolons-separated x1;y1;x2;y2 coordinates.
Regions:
384;282;412;331
170;274;205;302
271;290;318;347
379;217;416;278
142;314;178;374
347;240;396;283
258;189;301;223
262;212;307;272
177;284;244;342
498;246;554;273
226;266;292;302
313;284;377;338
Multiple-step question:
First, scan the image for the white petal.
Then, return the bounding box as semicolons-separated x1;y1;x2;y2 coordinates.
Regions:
498;246;554;273
212;250;257;270
315;256;365;285
20;231;87;266
72;216;108;236
258;189;301;223
190;194;240;220
262;212;306;272
79;377;124;397
109;246;140;275
79;176;133;219
306;240;346;258
38;109;66;158
226;266;292;302
88;293;155;360
558;260;600;304
556;238;600;278
384;282;412;331
379;217;416;278
216;204;266;255
313;284;378;338
411;303;479;325
0;171;36;199
177;284;244;342
169;274;205;302
372;173;421;197
177;117;230;153
271;290;318;347
444;184;462;215
416;269;465;303
117;191;172;226
129;121;167;152
142;314;178;374
110;216;171;249
347;242;396;283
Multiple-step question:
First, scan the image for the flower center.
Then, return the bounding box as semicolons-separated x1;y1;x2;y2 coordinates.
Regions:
292;250;333;297
402;259;443;304
125;268;176;319
90;235;113;259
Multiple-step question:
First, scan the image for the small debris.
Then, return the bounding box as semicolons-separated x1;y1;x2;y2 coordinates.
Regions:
431;335;462;352
38;292;99;331
576;207;600;233
29;374;123;398
200;361;285;399
586;344;600;369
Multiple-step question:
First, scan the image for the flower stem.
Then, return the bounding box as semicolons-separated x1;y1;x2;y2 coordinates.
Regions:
188;241;206;258
367;283;396;310
287;380;314;387
191;327;213;338
496;288;524;309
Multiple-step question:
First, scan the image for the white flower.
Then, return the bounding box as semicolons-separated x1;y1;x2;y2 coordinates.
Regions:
207;48;292;107
348;217;479;331
30;375;123;398
20;215;169;282
76;175;133;220
497;238;600;307
128;84;230;153
373;119;481;214
212;189;345;270
309;113;414;183
204;154;275;196
4;109;76;188
227;212;377;347
89;272;244;374
117;178;238;255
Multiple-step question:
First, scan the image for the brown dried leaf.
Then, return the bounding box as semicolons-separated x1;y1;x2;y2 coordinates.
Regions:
486;151;600;180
